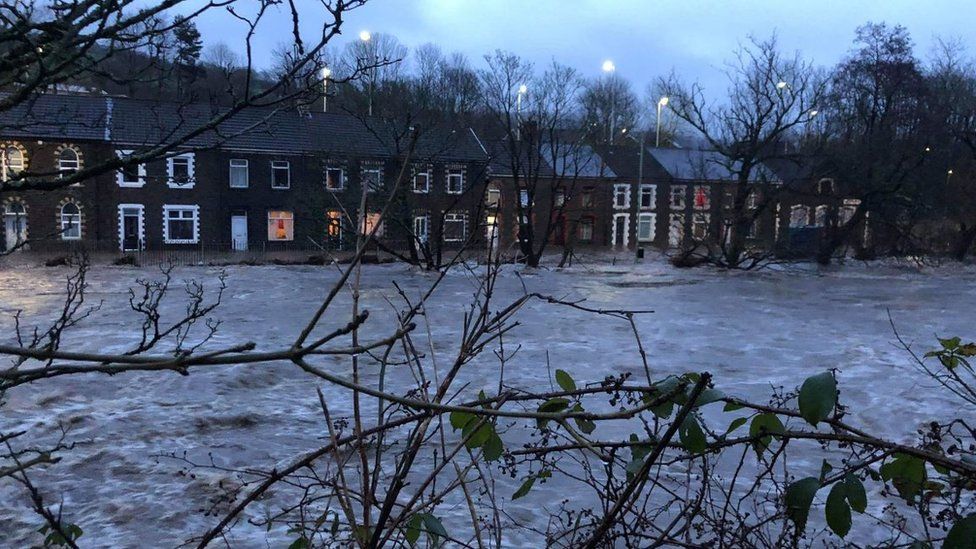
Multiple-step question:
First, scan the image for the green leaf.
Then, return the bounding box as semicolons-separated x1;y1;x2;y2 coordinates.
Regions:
820;460;833;483
465;422;493;449
512;476;535;500
650;399;674;419
421;513;448;541
940;336;961;350
574;416;596;435
825;482;852;538
945;514;976;549
536;398;570;430
679;415;707;454
555;369;576;392
785;477;820;535
798;371;837;426
880;453;927;502
693;388;725;408
450;411;475;431
844;473;867;513
483;432;503;461
726;417;748;435
288;537;310;549
405;514;422;545
723;401;743;412
749;413;785;454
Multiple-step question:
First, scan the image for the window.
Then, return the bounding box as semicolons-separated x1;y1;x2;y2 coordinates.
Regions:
267;210;294;241
613;184;631;209
168;153;195;188
60;202;82;240
637;213;656;242
361;212;383;236
446;168;465;194
362;167;383;192
486;188;500;207
692;213;710;239
520;189;531;208
326;210;343;244
693;186;710;210
116;150;145;187
669;214;685;246
746;189;760;210
413;214;429;243
325;167;345;191
2;145;25;181
163;205;200;244
838;205;856;226
58;147;81;177
271;161;290;189
639;184;656;210
818;178;835;195
554;190;566;207
581;187;594;208
789;205;810;228
229;159;249;188
670;185;686;209
413;166;431;193
578;217;594;242
814;205;829;227
747;217;759;238
443;212;467;242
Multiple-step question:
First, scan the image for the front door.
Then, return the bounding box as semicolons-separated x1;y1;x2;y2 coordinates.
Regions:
613;214;628;248
120;205;143;251
3;202;27;251
231;214;248;251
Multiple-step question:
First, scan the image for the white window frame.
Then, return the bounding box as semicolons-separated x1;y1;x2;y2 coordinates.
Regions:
362;166;383;193
271;160;291;189
413;167;431;193
446;168;465;194
229;159;249;188
486;188;501;207
413;214;429;243
162;205;200;244
613;184;631;210
639;184;656;210
58;147;81;177
443;212;467;242
692;212;710;240
519;189;531;208
59;202;82;240
116;150;146;188
814;204;829;227
2;145;26;182
268;210;295;241
167;153;196;188
637;212;656;242
790;205;810;228
325;167;345;191
554;189;566;208
670;185;687;210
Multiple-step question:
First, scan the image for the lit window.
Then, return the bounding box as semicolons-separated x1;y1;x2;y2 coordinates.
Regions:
271;161;290;189
267;210;294;240
613;184;630;209
326;210;343;246
446;168;464;194
229;159;249;188
413;166;431;193
670;185;687;209
693;185;710;210
639;184;656;210
60;202;82;240
2;146;25;181
58;147;81;177
637;213;656;241
325;167;344;191
443;212;466;242
116;150;145;187
163;205;199;244
362;167;383;192
168;153;195;187
361;212;383;236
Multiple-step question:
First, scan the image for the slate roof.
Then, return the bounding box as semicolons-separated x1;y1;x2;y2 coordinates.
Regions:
1;93;487;162
647;148;781;183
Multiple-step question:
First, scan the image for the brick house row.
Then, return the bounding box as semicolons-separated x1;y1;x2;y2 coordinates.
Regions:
0;94;488;255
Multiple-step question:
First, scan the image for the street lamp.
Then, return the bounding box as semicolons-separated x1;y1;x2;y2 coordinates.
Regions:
603;60;617;144
656;96;669;147
809;109;818;117
516;84;528;140
321;67;332;113
776;81;788;90
360;31;375;115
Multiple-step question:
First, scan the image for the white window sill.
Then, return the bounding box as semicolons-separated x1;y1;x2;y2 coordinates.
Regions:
164;239;199;244
118;182;145;188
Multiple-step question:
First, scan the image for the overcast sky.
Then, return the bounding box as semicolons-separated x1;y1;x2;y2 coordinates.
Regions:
193;0;976;98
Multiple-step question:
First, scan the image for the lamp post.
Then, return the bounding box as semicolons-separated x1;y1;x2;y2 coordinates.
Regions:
626;129;647;261
360;30;374;116
656;96;669;147
602;60;616;144
321;67;332;113
516;84;527;141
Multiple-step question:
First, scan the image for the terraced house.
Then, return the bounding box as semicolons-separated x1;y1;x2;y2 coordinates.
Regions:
0;93;489;256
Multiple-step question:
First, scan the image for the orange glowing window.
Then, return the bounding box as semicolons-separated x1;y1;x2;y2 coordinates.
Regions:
267;210;294;241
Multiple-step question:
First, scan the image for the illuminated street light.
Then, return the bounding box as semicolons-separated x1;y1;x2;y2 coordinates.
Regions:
656;96;670;147
776;81;788;89
602;59;616;73
603;60;617;143
809;109;818;117
359;30;372;42
321;67;332;112
516;84;528;140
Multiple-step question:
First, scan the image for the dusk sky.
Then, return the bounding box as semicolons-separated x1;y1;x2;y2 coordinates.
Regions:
193;0;976;98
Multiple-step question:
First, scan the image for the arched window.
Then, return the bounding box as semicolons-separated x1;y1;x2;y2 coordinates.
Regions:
5;201;25;215
60;202;82;240
789;205;810;228
3;200;28;250
3;146;25;181
817;178;835;195
58;147;81;176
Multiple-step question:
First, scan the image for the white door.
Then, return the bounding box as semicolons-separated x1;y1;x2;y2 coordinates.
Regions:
231;215;248;251
3;202;27;251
